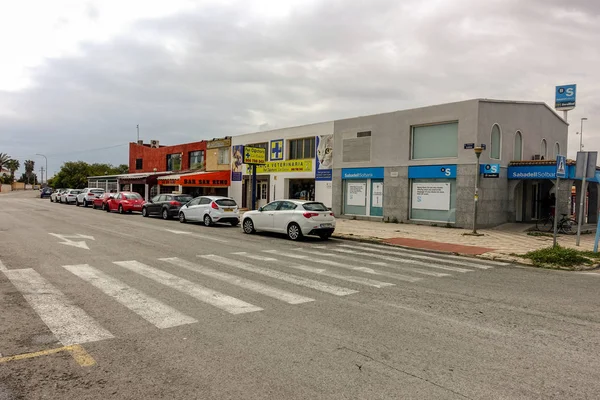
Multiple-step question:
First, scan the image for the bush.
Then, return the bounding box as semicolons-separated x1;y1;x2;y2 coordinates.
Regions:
521;245;598;268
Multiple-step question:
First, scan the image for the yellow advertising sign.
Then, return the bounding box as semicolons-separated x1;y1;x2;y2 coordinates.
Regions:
243;147;266;164
255;159;313;173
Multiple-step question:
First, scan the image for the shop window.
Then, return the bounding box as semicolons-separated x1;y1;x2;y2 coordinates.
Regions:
541;139;547;160
289;137;315;160
166;153;181;171
189;151;204;170
411;122;458;159
218;148;230;164
410;179;456;223
554;142;560;158
490;124;501;159
135;158;143;170
514;131;523;160
289;179;315;201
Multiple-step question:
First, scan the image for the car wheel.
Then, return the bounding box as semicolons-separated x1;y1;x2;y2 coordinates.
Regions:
162;209;170;220
105;204;110;212
230;220;239;227
83;199;88;207
142;207;148;217
50;197;53;203
203;214;213;227
243;218;255;234
287;223;303;241
119;205;124;214
318;233;332;240
92;202;96;209
179;212;186;223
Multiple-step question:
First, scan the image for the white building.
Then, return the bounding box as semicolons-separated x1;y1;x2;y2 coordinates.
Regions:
229;122;334;209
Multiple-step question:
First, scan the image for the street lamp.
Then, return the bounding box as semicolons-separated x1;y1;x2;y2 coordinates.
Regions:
472;146;484;234
577;117;588;152
35;153;47;185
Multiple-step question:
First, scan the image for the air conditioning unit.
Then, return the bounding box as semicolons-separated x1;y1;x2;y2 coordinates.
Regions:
137;140;143;145
150;140;160;148
532;154;541;160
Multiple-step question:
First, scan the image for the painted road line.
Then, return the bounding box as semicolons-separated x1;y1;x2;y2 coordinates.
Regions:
338;243;495;270
160;257;314;305
200;254;358;296
0;259;7;271
345;242;508;267
113;260;262;315
322;248;452;277
165;229;228;243
4;269;114;345
63;264;198;329
0;344;96;367
293;248;422;283
232;252;278;262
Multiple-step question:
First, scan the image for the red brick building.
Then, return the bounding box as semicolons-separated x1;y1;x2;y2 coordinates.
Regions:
129;140;207;173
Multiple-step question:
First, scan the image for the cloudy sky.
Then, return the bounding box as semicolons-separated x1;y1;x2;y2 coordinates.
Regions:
0;0;597;176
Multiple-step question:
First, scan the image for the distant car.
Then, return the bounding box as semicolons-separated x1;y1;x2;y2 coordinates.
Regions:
40;187;53;198
105;192;145;214
178;196;239;226
92;192;114;210
50;189;66;203
61;189;82;204
142;194;193;220
76;188;105;207
242;200;335;240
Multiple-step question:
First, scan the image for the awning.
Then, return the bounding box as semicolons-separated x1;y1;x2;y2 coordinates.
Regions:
158;170;231;187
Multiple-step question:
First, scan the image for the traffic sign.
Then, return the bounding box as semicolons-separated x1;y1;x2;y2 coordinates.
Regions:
481;163;500;178
555;84;576;111
243;147;266;164
480;144;487;150
556;155;566;178
464;143;475;150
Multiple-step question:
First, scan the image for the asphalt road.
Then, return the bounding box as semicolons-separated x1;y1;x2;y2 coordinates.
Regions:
1;190;599;400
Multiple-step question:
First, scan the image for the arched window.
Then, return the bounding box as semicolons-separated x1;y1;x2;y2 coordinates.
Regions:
554;142;560;158
490;124;501;159
514;131;522;160
541;139;547;160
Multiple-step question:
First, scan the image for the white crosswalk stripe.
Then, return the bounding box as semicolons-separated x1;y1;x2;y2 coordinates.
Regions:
113;260;263;315
322;247;468;275
344;242;508;268
4;268;114;345
265;249;421;283
160;257;315;304
63;264;198;329
200;254;358;296
232;252;277;261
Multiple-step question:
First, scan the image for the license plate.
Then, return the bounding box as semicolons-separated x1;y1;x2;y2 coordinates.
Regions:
134;205;141;208
224;208;233;212
320;223;333;228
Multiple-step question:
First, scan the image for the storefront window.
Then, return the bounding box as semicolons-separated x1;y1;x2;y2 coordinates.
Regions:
289;179;315;201
411;122;458;159
344;179;368;216
410;178;456;223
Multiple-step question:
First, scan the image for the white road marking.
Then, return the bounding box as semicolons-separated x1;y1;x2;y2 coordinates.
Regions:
165;229;228;243
63;264;197;329
322;248;453;276
343;242;508;267
160;257;314;305
578;272;600;276
200;254;358;296
48;233;95;250
4;268;114;345
0;259;7;271
232;252;278;261
113;260;262;315
292;249;422;283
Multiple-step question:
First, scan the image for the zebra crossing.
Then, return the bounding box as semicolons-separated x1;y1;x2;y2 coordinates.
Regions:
1;243;508;346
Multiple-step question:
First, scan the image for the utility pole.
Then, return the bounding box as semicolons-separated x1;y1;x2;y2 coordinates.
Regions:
472;146;483;234
35;154;48;185
40;167;44;186
137;124;140;142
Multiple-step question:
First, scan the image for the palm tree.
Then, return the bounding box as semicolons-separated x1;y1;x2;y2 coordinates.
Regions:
6;159;19;182
0;153;10;173
24;160;35;184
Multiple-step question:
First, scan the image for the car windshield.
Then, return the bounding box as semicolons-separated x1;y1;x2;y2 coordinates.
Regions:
215;199;237;207
71;190;82;194
125;193;142;200
302;202;328;211
175;196;192;202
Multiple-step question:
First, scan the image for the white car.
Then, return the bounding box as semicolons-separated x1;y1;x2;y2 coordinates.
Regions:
76;188;105;207
61;189;82;204
242;200;335;240
50;189;66;203
178;196;240;226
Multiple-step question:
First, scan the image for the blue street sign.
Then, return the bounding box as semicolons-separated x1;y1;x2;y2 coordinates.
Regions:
556;155;567;178
555;84;576;110
464;143;475;150
480;144;487;150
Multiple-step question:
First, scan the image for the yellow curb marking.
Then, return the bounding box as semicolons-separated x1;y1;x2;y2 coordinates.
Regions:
0;344;96;367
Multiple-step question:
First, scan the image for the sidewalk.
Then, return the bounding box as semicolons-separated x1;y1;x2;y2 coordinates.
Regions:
332;219;599;262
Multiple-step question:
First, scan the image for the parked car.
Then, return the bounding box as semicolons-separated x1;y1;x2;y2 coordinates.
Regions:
40;187;53;198
50;189;66;202
142;194;193;220
105;192;145;214
92;192;114;210
242;200;335;240
178;196;239;226
61;189;82;204
76;188;105;207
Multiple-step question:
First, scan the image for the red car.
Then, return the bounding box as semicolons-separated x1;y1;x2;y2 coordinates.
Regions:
92;193;114;210
105;192;145;214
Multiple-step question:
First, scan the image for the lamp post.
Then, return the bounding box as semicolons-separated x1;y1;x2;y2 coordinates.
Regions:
577;117;588;152
472;146;483;234
35;154;47;185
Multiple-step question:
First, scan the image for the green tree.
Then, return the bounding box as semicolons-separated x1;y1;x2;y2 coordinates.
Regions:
0;153;11;172
24;160;35;184
17;172;37;185
6;159;20;183
51;161;128;189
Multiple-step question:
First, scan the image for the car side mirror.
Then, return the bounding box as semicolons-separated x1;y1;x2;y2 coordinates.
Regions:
258;207;263;212
109;195;114;199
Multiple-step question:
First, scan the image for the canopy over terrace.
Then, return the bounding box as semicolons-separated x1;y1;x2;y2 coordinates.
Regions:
157;170;231;197
88;172;171;200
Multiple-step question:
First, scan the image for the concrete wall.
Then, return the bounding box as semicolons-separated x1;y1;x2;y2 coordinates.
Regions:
0;184;11;192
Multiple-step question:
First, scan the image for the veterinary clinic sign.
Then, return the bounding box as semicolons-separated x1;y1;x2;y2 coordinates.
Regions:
243;147;267;164
255;159;313;173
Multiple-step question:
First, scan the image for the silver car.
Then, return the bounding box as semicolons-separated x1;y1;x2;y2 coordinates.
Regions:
76;188;105;207
178;196;240;226
61;189;82;204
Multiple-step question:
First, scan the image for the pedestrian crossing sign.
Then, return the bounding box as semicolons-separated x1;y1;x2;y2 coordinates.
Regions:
556;155;566;178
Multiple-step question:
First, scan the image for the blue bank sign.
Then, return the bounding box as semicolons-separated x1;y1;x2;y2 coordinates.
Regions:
555;84;576;111
508;165;557;180
342;167;384;180
408;165;456;179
